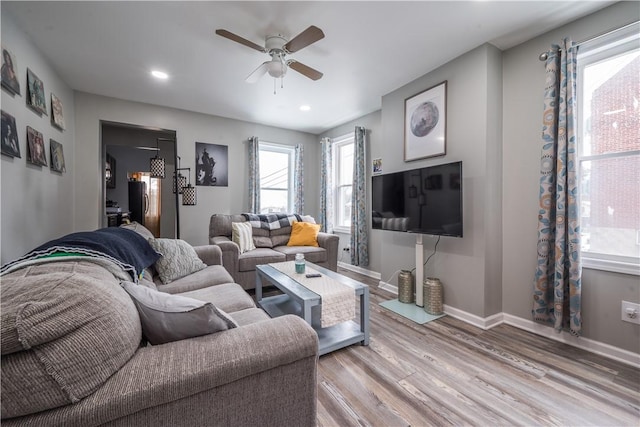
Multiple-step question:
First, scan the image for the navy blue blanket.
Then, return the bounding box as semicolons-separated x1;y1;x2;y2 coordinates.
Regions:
1;227;160;281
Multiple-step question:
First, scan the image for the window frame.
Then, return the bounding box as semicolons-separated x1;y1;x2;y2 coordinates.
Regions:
258;141;295;214
332;133;355;234
576;22;640;276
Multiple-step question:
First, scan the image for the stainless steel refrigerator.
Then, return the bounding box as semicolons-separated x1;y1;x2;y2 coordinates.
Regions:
128;181;148;226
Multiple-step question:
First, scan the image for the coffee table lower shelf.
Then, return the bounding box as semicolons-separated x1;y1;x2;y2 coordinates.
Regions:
259;294;366;356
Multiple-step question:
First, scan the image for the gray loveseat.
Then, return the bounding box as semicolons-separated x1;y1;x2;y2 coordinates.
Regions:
209;214;339;290
1;226;318;426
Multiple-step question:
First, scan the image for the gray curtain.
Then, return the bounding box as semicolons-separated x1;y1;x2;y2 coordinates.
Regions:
350;126;369;266
294;144;304;214
319;137;333;233
248;136;260;214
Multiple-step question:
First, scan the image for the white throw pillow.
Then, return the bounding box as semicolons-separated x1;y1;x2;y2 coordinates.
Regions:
232;222;256;254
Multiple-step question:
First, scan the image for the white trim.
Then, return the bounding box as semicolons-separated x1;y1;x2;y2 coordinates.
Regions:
338;261;381;280
582;256;640;276
502;314;640;369
378;281;398;295
442;305;504;330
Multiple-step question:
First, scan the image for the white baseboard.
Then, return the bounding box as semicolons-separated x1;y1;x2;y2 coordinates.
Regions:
337;262;381;280
501;313;640;369
378;281;398;294
443;305;504;330
339;267;640;368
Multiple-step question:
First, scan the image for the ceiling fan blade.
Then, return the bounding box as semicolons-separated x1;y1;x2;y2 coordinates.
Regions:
283;25;325;53
216;29;265;52
288;61;323;81
246;62;269;83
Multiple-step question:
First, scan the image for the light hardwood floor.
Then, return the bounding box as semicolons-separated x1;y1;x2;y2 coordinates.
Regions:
315;268;640;427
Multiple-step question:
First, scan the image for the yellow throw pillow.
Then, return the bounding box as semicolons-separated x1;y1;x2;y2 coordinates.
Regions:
287;221;321;247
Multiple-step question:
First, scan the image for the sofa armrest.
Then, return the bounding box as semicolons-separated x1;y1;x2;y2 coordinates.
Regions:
8;316;318;427
317;232;339;271
211;238;239;275
192;244;223;266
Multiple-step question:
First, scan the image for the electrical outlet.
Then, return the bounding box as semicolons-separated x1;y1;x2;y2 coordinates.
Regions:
342;247;350;252
621;301;640;325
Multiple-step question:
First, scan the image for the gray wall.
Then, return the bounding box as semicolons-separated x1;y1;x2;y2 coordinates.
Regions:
502;1;640;353
1;12;76;264
376;43;503;318
74;92;319;246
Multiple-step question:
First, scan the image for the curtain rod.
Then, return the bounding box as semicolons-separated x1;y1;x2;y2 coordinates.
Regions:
538;20;638;61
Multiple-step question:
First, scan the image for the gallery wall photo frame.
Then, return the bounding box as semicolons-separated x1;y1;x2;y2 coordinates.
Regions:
51;93;65;130
1;110;21;158
26;126;47;166
1;45;21;96
195;142;228;187
50;139;66;173
26;68;47;116
404;80;447;162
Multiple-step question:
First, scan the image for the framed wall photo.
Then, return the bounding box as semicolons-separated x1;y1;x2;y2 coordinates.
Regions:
106;153;116;188
27;68;47;116
373;158;382;175
404;80;447;162
1;46;21;95
51;93;65;130
195;142;228;187
1;110;21;158
26;126;47;166
50;139;66;173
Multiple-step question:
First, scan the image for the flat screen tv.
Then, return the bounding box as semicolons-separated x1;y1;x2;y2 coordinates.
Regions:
371;161;463;237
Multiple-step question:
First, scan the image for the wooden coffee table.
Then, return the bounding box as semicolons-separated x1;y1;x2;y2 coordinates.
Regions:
255;262;370;356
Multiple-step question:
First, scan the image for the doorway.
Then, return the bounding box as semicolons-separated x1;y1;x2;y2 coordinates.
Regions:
100;121;179;238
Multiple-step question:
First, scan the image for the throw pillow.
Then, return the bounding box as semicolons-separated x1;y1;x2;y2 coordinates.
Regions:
121;281;237;345
148;238;207;284
232;222;256;253
287;221;321;247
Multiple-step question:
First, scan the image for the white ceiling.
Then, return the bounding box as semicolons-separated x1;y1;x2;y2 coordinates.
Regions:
4;1;613;134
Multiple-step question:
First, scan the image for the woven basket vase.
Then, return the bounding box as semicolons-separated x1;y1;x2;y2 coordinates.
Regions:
397;270;414;303
423;277;443;315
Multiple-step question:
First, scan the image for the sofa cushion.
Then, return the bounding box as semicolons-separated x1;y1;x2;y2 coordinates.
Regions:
229;308;271;326
121;282;237;345
178;283;256;314
156;265;234;295
238;248;286;272
252;228;273;248
273;246;328;264
270;226;292;247
287;221;321;247
149;238;207;284
232;222;256;254
0;261;141;418
210;214;246;238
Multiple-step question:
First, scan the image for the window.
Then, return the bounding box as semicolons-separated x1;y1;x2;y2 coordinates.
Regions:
333;134;354;232
577;22;640;274
259;142;294;214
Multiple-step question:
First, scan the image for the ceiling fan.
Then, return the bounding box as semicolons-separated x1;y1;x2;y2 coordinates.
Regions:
215;26;325;87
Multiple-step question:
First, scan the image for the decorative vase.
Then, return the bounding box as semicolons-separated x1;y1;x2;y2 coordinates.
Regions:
423;277;443;315
398;270;415;303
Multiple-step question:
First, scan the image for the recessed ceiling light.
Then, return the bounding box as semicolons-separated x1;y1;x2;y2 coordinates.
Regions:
151;70;169;80
299;105;311;112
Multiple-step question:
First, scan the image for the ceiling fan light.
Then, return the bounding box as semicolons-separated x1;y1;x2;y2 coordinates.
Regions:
267;60;287;78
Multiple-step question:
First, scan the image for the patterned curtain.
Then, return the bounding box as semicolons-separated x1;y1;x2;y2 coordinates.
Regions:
350;126;369;266
532;38;581;336
294;144;304;214
319;137;333;233
248;136;260;214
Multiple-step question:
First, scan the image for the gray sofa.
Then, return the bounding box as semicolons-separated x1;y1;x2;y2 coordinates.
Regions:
1;228;318;426
209;214;339;290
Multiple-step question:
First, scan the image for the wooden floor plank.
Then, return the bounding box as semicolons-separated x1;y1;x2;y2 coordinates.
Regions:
314;268;640;426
